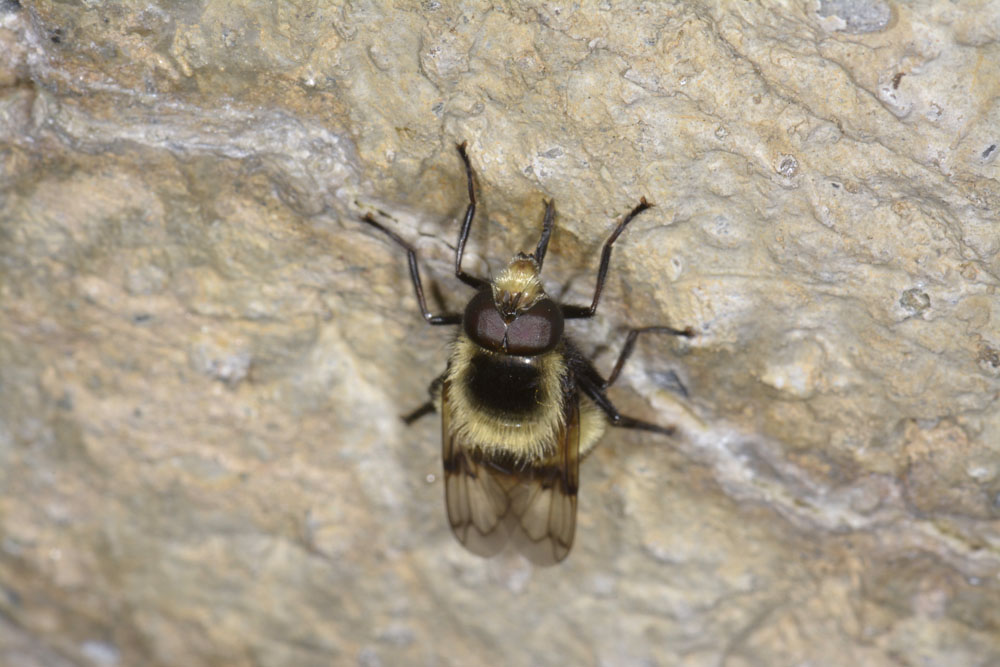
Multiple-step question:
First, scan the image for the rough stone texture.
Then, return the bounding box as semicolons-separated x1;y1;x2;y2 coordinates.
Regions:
1;1;999;665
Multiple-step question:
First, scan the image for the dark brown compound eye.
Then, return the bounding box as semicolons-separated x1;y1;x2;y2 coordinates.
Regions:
504;298;563;356
463;292;565;356
463;290;507;352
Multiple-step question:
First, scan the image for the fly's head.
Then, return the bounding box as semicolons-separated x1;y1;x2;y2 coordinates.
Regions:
463;253;564;356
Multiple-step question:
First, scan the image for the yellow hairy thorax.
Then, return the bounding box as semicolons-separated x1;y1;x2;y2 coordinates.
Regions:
492;255;544;316
442;337;608;462
444;336;565;461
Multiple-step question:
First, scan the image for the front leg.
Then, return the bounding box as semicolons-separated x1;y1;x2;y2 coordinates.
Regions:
561;198;653;320
453;143;490;290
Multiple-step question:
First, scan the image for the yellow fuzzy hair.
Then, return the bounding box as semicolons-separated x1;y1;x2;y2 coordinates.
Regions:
492;257;544;313
442;335;608;462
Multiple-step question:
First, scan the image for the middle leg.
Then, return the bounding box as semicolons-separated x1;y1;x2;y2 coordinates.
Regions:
361;214;462;325
604;326;694;389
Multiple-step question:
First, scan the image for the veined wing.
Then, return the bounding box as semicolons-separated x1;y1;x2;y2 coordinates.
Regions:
441;381;580;564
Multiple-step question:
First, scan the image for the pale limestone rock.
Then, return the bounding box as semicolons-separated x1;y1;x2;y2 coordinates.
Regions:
1;1;998;665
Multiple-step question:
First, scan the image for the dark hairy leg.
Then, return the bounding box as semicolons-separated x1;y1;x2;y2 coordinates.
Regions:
401;375;444;424
360;214;462;325
453;142;490;290
604;326;694;389
561;198;653;320
577;373;677;436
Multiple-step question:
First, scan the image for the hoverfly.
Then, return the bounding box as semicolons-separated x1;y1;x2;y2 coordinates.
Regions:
361;143;693;564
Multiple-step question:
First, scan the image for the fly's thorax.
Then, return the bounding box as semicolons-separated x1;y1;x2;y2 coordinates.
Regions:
444;334;568;460
492;254;544;315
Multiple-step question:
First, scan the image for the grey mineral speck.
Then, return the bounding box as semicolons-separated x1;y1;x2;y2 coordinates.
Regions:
818;0;893;33
1;1;999;666
899;288;931;315
777;154;799;177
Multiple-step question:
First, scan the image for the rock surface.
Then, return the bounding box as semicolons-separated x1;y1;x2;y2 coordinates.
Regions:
1;1;998;665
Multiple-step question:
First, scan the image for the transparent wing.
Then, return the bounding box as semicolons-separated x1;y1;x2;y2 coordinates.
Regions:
507;397;580;565
441;381;580;565
441;382;512;558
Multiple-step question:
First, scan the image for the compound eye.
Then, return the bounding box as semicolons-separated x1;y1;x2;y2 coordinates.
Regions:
505;298;563;356
463;290;506;352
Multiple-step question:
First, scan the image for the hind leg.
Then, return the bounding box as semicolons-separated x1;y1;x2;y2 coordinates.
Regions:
401;375;444;424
